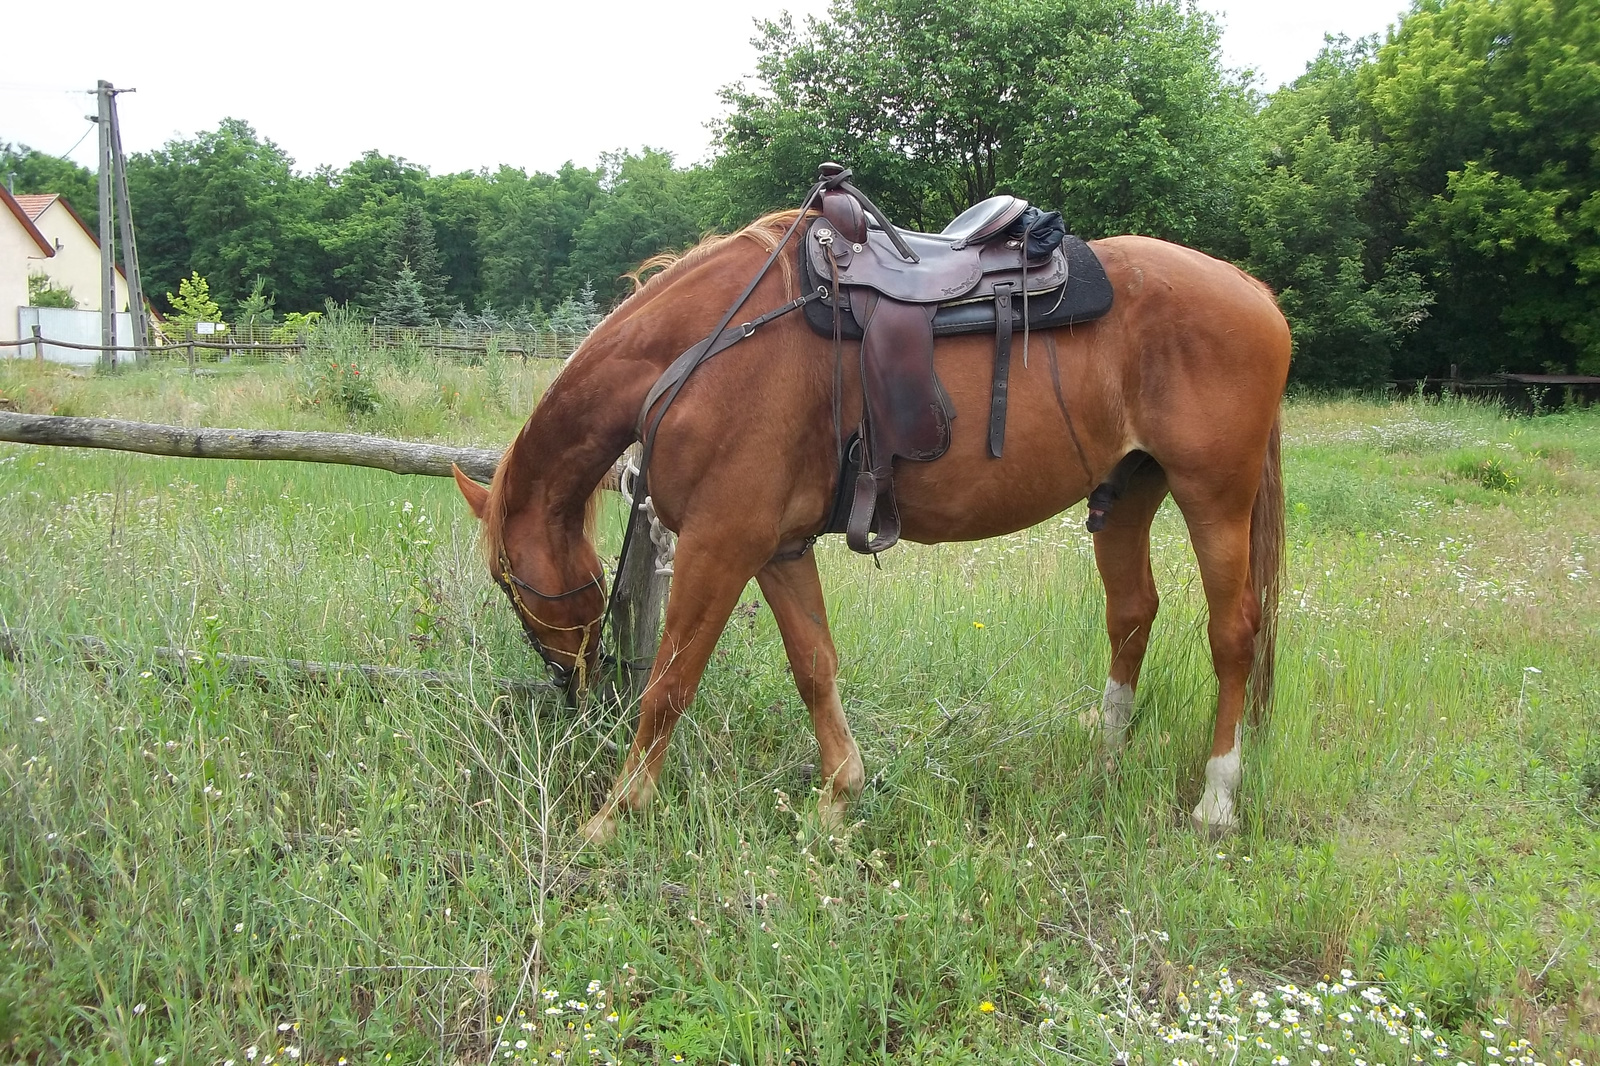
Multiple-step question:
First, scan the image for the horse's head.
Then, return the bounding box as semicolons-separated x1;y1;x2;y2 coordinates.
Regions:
453;463;606;701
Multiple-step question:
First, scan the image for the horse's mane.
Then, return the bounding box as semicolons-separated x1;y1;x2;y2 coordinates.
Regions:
621;209;806;303
478;210;806;571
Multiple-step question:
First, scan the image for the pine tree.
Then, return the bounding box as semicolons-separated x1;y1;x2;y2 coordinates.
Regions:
548;280;602;334
370;201;450;318
378;262;430;327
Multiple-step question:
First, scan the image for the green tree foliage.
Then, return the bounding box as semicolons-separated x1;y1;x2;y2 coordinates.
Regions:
163;271;227;340
27;273;79;309
236;275;276;333
377;262;431;327
1;142;99;233
478;163;603;313
1360;0;1600;375
1241;39;1433;388
369;200;451;317
711;0;1255;248
127;120;326;315
566;150;708;303
548;280;603;334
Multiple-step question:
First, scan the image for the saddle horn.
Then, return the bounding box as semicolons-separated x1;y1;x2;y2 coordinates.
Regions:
817;163;919;264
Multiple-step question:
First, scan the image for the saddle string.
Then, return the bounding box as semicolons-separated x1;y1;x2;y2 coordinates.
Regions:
1043;334;1095;486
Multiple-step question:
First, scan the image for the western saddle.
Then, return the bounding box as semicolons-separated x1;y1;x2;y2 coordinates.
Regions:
801;163;1114;554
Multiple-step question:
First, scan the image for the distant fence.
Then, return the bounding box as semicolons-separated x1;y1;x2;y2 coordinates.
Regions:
1391;371;1600;410
0;325;585;368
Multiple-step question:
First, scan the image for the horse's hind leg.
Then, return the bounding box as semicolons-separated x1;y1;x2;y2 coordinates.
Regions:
1087;462;1169;749
756;553;865;829
1166;475;1262;836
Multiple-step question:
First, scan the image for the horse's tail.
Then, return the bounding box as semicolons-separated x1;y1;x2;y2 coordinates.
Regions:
1247;411;1285;723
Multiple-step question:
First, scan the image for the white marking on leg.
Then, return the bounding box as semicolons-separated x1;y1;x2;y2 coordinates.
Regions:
1097;678;1135;748
1192;723;1242;833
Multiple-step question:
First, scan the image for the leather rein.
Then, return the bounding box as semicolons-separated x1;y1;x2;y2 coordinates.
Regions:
502;166;900;691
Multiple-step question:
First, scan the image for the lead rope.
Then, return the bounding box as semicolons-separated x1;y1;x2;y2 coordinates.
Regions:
618;454;676;577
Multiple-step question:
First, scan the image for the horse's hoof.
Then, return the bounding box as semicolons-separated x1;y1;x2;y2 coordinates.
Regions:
1189;796;1238;838
580;812;618;846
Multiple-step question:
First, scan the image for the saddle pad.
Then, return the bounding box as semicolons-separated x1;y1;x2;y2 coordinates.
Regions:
803;234;1114;342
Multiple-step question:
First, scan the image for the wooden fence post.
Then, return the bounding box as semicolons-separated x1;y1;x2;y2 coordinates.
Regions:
606;501;671;707
31;326;43;364
187;342;196;373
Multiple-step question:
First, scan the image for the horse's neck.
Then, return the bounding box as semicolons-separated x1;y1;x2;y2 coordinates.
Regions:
500;347;658;531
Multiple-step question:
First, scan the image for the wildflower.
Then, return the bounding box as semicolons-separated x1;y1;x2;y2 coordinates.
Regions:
973;622;985;629
980;1001;996;1013
235;923;245;933
133;1003;147;1015
288;1051;300;1061
517;1041;528;1050
246;1050;259;1062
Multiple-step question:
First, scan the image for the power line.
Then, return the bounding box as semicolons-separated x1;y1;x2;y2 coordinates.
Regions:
58;122;97;160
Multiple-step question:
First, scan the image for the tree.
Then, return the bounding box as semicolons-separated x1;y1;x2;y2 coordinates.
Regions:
236;275;276;334
369;200;451;317
564;150;709;304
478;163;603;312
163;271;227;339
1;142;99;233
377;262;431;327
709;0;1255;249
1360;0;1600;375
28;273;79;309
1241;38;1432;388
126;120;326;314
548;280;603;334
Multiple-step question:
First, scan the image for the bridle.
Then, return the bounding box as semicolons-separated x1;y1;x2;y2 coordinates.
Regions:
501;164;893;694
494;546;605;691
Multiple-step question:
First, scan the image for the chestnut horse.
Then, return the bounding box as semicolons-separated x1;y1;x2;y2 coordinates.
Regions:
452;211;1290;843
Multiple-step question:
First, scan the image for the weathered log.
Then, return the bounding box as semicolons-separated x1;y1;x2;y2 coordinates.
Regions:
0;411;504;481
0;626;555;703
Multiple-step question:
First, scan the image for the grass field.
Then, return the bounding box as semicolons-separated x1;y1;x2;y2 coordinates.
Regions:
2;356;1597;1066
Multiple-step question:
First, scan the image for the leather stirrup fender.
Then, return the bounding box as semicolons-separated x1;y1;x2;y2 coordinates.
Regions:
988;282;1014;459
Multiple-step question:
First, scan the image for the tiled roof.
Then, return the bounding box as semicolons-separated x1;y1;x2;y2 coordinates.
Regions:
1;187;55;257
12;193;59;222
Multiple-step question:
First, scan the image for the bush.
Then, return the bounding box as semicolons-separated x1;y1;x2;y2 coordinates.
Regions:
303;358;379;416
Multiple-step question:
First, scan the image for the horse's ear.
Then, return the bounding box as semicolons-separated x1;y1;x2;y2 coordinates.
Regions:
452;463;490;520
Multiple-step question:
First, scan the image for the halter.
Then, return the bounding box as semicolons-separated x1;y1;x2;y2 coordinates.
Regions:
506;166;880;694
494;546;604;691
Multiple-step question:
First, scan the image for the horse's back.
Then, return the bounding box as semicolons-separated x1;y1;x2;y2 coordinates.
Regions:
892;236;1289;543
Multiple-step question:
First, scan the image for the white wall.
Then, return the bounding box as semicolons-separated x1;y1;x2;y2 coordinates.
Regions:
1;217;52;344
10;307;136;366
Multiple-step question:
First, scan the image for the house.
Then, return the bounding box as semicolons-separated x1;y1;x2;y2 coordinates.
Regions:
1;185;56;345
3;188;144;363
13;193;132;315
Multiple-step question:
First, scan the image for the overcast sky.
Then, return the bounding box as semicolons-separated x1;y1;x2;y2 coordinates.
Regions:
2;0;1409;180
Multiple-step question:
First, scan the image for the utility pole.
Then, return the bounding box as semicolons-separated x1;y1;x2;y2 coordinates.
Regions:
96;81;116;369
91;80;147;368
108;91;148;354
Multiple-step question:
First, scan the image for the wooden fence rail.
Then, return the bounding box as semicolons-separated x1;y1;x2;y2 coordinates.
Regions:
0;412;665;705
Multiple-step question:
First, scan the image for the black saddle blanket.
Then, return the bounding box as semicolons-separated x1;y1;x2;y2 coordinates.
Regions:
800;233;1114;341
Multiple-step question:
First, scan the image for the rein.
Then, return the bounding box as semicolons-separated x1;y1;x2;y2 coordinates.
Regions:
601;171;863;638
506;166;882;692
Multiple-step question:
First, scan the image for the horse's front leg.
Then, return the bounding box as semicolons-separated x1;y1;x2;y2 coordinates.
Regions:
756;552;865;830
581;532;763;845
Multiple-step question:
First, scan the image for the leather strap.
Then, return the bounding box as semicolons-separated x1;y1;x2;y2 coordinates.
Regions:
988;283;1014;459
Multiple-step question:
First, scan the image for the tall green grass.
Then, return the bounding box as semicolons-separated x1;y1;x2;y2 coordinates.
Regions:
1;362;1596;1064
